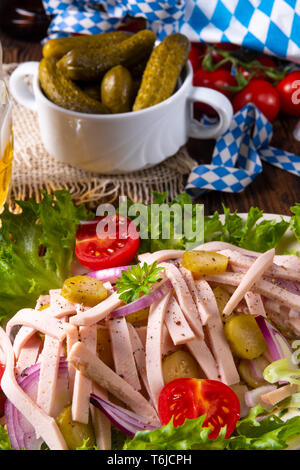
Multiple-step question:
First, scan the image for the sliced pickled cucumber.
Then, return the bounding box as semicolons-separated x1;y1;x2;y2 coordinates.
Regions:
125;307;149;326
101;65;134;113
43;31;132;60
56;405;95;450
57;30;156;82
61;275;107;307
162;350;200;384
181;250;228;276
238;357;269;389
39;57;109;114
213;286;234;323
133;33;190;111
224;315;267;360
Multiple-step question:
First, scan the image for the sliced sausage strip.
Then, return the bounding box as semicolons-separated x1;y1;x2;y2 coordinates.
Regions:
49;289;77;318
138;250;184;265
13;326;37;359
145;291;171;408
180;267;210;325
195;280;239;385
108;317;141;391
160;262;203;337
127;323;152;400
161;324;179;357
222;249;275;317
0;327;68;450
72;325;97;424
68;341;159;425
204;272;300;313
260;384;297;407
186;337;219;380
90;383;111;450
35;295;50;309
164;296;195;345
244;291;266;317
69;292;123;326
15;334;42;376
6;308;74;342
66;325;79;398
219;249;300;282
36;335;62;417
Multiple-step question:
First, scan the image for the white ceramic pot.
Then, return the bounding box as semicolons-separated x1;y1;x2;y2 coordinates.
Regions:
9;60;233;174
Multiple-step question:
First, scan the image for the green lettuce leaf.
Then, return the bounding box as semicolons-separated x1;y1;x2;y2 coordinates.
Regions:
205;205;290;252
0;190;89;322
290;204;300;243
263;358;300;386
0;425;12;450
123;416;227;450
123;405;300;451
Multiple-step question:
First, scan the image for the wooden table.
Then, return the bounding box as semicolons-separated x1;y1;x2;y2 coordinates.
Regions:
1;29;299;216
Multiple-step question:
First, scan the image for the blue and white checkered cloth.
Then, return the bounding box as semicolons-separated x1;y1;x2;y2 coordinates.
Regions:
185;103;300;196
41;1;300;193
42;1;300;64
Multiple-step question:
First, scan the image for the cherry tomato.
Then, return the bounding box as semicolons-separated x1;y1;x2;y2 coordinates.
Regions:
189;42;206;72
0;362;6;416
232;79;280;121
158;378;240;439
193;68;237;116
193;67;237;98
238;55;276;81
75;215;140;270
276;71;300;116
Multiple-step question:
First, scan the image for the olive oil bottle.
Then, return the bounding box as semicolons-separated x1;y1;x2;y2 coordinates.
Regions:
0;43;13;209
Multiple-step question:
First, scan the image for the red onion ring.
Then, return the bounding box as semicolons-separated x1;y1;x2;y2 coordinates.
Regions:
110;279;173;318
90;393;159;437
5;358;69;450
88;265;131;283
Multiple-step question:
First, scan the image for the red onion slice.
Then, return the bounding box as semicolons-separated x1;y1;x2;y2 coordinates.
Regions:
5;358;69;450
110;279;173;318
88;265;131;283
245;385;277;408
90;393;159;437
255;316;286;361
246;356;269;383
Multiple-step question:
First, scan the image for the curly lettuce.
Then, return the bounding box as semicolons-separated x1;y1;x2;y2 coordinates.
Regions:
0;190;89;323
124;405;300;450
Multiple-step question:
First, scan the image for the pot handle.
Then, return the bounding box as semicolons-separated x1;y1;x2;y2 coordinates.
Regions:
9;62;39;112
188;86;233;139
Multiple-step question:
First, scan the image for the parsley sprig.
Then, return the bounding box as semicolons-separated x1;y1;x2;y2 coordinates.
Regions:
115;262;164;304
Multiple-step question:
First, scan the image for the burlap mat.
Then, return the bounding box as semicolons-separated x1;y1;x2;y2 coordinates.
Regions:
4;63;197;207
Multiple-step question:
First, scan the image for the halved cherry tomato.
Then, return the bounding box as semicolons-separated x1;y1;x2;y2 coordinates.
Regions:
0;362;6;416
158;378;240;439
75;214;140;270
276;71;300;116
232;79;280;121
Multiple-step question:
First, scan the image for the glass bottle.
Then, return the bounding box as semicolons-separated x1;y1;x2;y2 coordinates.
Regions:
0;42;13;209
0;0;51;41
